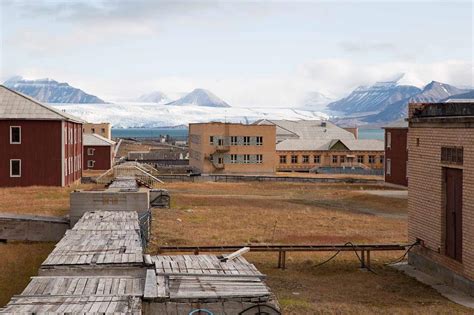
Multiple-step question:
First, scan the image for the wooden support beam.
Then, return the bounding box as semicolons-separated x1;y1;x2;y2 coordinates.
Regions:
360;251;365;268
367;251;371;269
219;247;250;262
143;269;158;300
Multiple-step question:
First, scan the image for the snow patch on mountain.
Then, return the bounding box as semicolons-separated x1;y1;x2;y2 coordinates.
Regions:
3;76;106;104
137;91;170;103
166;88;231;108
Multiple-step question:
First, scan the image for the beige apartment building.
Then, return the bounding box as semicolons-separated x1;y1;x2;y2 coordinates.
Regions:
407;102;474;295
188;122;276;174
83;122;112;140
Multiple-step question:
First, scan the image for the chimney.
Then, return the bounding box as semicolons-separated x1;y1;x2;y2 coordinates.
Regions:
343;127;358;139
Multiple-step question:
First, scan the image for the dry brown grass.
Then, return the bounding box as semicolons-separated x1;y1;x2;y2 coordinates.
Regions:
149;181;470;314
0;242;55;306
0;184;98;217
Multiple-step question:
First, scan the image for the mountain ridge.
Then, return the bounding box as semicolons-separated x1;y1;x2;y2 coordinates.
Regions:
165;88;231;108
3;76;106;104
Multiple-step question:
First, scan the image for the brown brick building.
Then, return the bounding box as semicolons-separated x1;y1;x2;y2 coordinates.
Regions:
83;134;116;170
407;102;474;295
383;119;408;186
188;122;276;174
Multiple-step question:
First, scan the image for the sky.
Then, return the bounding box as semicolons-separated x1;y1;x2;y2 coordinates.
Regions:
0;0;473;108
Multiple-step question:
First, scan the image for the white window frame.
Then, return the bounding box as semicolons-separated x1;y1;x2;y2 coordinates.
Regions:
10;126;21;144
243;136;250;146
244;154;250;164
231;136;238;146
87;160;95;168
87;148;95;156
230;154;237;164
386;131;391;149
10;159;21;177
256;154;263;164
256;136;263;146
386;158;391;175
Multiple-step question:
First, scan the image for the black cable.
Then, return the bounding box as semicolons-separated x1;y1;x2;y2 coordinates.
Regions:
384;241;419;266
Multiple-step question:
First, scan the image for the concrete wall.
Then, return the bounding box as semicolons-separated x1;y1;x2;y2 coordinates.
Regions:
0;213;69;242
70;188;150;225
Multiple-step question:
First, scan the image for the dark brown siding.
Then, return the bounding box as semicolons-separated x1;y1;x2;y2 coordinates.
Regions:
64;122;83;186
0;120;62;187
83;145;113;170
385;128;408;186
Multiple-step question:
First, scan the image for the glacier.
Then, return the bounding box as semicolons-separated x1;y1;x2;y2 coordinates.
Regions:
51;102;329;128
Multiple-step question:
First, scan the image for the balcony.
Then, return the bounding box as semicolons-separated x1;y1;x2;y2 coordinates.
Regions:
215;145;230;152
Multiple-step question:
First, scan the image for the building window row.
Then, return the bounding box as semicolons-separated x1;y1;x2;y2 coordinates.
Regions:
279;154;383;165
226;154;263;164
209;136;264;146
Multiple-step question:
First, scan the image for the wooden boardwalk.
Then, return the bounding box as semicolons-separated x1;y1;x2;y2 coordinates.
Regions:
143;255;280;314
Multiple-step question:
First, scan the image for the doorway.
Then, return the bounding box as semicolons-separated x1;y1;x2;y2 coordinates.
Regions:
445;168;463;261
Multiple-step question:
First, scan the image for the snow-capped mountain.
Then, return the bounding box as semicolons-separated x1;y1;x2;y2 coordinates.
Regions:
3;76;105;103
327;76;421;114
137;91;170;103
300;91;334;109
51;102;328;128
365;81;470;123
166;88;231;108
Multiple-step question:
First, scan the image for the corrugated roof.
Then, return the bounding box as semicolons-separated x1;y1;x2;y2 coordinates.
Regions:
83;133;116;146
277;138;384;151
0;85;86;123
383;119;408;129
254;119;355;140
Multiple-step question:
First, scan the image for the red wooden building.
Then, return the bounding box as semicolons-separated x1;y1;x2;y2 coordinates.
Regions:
83;134;115;170
0;85;84;187
383;119;408;186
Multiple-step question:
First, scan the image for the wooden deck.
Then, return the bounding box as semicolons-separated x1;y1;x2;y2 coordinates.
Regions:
143;255;280;314
42;211;143;267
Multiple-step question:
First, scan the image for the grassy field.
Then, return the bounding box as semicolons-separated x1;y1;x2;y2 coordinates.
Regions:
0;181;470;313
148;181;470;314
0;184;97;306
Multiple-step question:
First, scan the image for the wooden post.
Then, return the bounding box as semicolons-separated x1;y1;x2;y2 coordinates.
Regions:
282;251;287;270
278;251;282;269
360;251;365;268
367;250;371;269
194;249;199;255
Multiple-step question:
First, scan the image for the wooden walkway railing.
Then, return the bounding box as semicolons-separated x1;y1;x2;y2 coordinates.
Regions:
154;243;412;270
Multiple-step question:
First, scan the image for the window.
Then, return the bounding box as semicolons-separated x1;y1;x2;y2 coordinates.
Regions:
332;156;338;163
231;154;237;164
291;155;298;164
256;154;263;164
10;159;21;177
65;158;68;175
87;160;95;168
256;136;263;146
441;147;463;165
218;138;224;146
91;128;96;133
314;155;320;163
87;148;95;156
279;155;287;164
357;155;364;163
10;126;21;144
416;138;420;147
231;136;238;145
209;136;214;145
368;155;376;164
244;154;251;164
101;128;106;134
340;156;345;163
380;156;384;164
302;155;309;163
243;136;251;146
386;131;391;149
218;157;224;164
386;158;391;175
